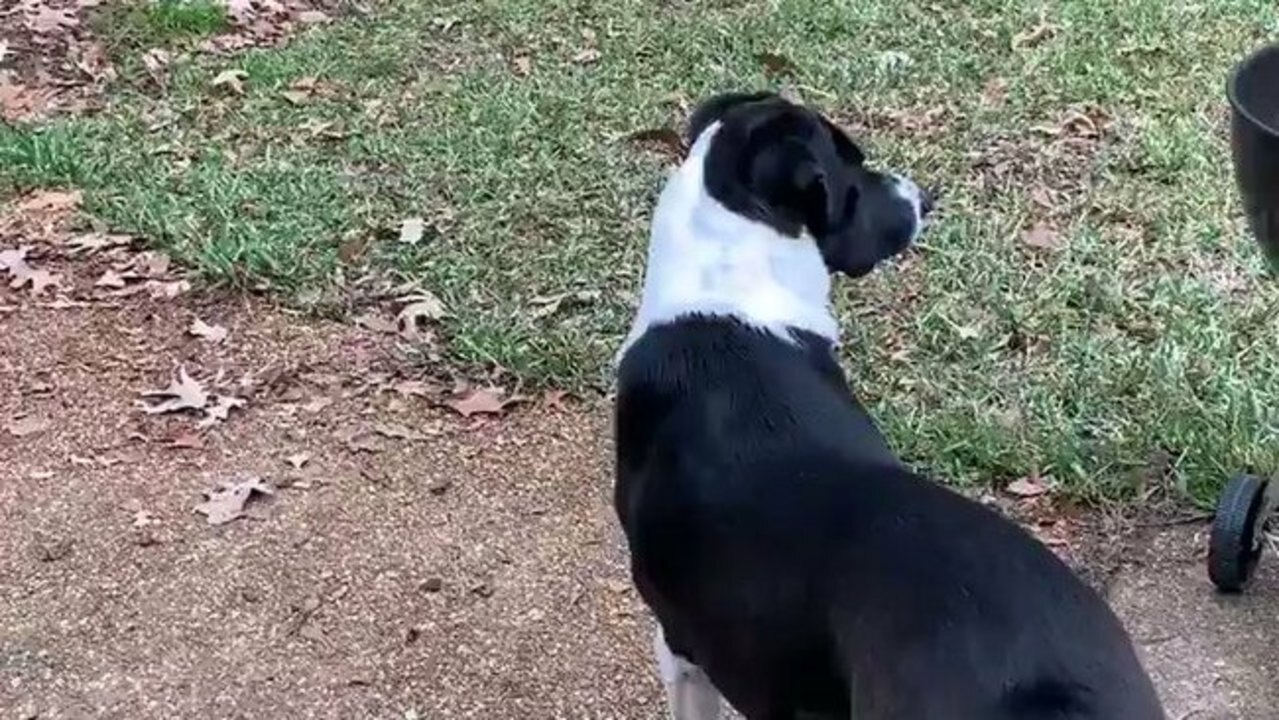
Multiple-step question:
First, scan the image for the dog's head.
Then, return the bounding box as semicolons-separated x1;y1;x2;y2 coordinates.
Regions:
686;92;931;277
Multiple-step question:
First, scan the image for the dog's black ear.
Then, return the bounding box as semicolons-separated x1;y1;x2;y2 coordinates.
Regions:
818;115;865;167
698;99;855;241
744;118;852;238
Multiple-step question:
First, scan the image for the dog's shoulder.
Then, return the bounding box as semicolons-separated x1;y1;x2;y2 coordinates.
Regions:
614;316;894;492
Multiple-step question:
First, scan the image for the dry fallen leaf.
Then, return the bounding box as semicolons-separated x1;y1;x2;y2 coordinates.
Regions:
95;269;128;288
4;416;49;437
755;51;799;78
396;292;446;341
443;387;515;418
212;69;249;95
132;510;159;528
0;244;25;266
625;127;686;161
127;250;172;277
529;289;597;320
0;81;49;123
980;76;1009;107
223;0;257;24
1006;476;1051;498
0;247;30;274
198;395;247;428
301;396;333;414
374;423;429;441
141;48;172;87
141;366;209;415
298;9;330;23
344;433;383;454
398;216;425;246
354;311;397;334
26;6;78;34
194;476;274;525
336;231;370;265
10;268;61;295
67;232;132;255
189;318;228;344
17;189;81;215
0;248;58;295
389;379;437;398
572;47;601;65
147;279;190;299
1012;21;1058;50
542;389;571;411
170;431;204;449
1021;223;1062;251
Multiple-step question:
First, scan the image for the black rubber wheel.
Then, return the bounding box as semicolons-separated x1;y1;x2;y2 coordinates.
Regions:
1208;475;1271;593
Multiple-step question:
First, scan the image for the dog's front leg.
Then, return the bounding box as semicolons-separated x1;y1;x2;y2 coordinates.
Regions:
654;626;723;720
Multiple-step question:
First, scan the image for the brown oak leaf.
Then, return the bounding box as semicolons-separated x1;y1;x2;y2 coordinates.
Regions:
1021;223;1062;251
10;268;61;295
141;366;209;415
4;416;50;437
198;395;247;428
443;387;520;418
189;318;228;344
194;476;274;525
1007;476;1051;498
212;69;249;95
67;232;132;255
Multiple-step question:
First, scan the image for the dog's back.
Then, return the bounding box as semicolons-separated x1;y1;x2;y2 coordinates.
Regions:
616;317;1164;719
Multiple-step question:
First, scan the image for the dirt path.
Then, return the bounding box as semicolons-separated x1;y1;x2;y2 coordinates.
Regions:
0;295;656;719
2;290;1277;719
1111;527;1279;719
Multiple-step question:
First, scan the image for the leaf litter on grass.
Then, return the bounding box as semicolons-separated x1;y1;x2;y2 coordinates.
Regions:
1021;223;1063;251
398;217;425;246
395;292;445;343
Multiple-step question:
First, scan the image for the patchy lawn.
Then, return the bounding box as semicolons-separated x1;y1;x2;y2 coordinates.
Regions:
3;0;1279;501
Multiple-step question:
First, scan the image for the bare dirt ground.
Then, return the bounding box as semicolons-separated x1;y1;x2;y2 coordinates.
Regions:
0;292;656;719
3;276;1277;720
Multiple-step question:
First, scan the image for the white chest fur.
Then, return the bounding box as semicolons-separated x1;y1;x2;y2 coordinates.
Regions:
619;125;840;359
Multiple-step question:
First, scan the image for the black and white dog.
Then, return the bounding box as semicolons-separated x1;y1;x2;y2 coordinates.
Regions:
613;92;1165;720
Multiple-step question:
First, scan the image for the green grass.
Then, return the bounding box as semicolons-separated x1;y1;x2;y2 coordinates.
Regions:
4;0;1279;502
93;0;229;53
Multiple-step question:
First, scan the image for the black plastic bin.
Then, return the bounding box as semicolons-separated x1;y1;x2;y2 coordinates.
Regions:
1229;43;1279;270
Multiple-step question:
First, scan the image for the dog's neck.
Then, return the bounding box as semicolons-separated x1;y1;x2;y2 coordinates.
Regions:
619;124;840;359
